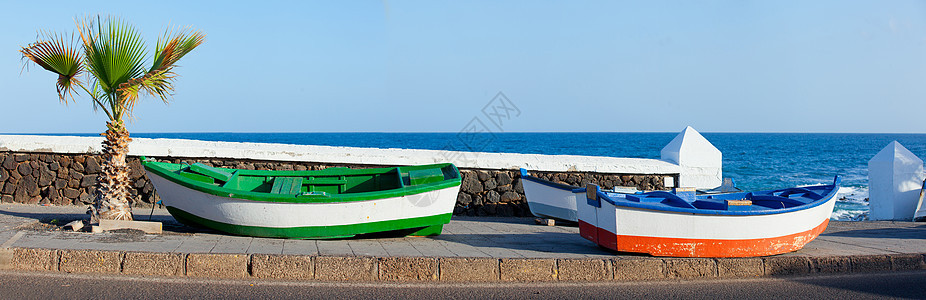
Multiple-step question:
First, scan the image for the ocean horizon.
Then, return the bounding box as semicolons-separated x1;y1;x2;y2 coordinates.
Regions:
12;132;926;221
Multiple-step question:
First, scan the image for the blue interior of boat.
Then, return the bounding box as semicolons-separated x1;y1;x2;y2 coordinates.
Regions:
591;177;839;216
519;168;840;216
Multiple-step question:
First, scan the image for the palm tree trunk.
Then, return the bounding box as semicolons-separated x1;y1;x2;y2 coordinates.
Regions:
92;121;134;221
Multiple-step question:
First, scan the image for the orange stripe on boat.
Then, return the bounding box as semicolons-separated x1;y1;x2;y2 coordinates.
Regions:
578;220;598;244
585;219;830;258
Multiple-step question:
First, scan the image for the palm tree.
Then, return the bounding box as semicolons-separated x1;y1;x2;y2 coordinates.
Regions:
20;16;204;221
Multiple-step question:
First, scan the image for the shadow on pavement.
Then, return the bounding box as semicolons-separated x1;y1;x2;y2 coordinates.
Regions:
821;225;926;240
789;271;926;299
436;231;615;256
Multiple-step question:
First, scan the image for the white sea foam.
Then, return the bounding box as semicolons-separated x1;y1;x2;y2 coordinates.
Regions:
831;186;869;221
831;209;869;221
836;186;869;204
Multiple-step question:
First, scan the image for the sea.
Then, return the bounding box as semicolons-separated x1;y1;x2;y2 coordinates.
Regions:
26;132;926;221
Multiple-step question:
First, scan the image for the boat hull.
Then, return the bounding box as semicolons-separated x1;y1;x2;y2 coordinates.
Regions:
521;169;840;257
147;172;459;238
578;196;836;257
522;175;579;222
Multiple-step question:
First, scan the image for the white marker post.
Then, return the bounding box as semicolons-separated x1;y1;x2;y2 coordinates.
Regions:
660;126;722;189
868;141;925;221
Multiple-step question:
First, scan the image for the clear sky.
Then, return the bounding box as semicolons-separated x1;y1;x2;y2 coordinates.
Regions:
2;1;926;133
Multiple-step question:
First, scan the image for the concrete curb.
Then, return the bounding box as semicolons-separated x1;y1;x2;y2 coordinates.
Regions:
2;247;923;282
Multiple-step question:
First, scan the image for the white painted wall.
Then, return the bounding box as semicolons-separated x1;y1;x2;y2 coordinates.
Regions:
1;134;728;188
660;127;722;189
0;135;681;175
868;141;925;221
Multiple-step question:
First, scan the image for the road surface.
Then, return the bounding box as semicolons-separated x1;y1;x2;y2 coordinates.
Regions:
1;270;923;299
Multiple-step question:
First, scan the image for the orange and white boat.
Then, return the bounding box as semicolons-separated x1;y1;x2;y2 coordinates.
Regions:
521;170;839;257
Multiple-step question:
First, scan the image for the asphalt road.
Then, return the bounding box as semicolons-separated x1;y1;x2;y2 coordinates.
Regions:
1;270;924;299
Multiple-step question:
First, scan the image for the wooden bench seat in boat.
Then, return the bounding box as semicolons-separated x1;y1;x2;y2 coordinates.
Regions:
271;177;304;194
190;163;234;182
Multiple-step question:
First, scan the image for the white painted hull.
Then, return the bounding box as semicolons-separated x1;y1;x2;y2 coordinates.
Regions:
578;189;838;257
147;172;459;232
522;178;578;221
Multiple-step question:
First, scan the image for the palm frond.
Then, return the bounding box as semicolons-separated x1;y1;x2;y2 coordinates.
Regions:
117;28;205;112
24;15;203;122
152;28;205;72
118;68;176;112
19;32;82;102
78;16;148;118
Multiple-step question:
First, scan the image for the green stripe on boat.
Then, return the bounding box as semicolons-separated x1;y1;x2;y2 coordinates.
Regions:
167;206;451;238
142;159;461;238
141;160;461;203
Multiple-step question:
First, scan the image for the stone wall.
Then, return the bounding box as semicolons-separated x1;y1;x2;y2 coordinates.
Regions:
0;151;676;217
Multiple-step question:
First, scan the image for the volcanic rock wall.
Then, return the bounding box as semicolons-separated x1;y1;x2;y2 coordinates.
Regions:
0;152;674;217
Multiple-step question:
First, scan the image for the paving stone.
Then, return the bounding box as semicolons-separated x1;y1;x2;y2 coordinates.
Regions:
557;259;612;281
613;258;665;281
461;239;522;258
317;240;353;256
114;238;183;253
11;248;58;271
210;236;252;254
186;253;248;278
379;257;438;281
347;240;388;257
810;256;851;273
764;256;810;276
282;239;318;255
665;258;717;279
407;238;455;257
435;239;491;257
439;257;499;282
172;238;218;253
122;252;184;276
380;240;422;257
251;254;314;280
500;258;555;282
850;254;892;273
247;238;284;255
315;256;378;281
59;249;122;274
820;237;922;254
716;258;764;278
35;233;92;250
889;253;926;271
0;248;11;269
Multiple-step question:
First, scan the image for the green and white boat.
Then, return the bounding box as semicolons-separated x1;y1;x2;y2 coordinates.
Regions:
141;158;461;238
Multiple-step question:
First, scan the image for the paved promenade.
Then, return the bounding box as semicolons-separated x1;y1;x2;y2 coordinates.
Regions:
0;203;924;282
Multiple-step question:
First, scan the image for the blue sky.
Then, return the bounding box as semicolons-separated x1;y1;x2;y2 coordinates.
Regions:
2;1;926;133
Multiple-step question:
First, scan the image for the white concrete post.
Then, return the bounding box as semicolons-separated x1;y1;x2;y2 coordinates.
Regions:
660;126;722;189
868;141;925;221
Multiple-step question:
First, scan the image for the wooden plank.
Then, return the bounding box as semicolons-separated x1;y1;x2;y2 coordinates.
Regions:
287;177;303;194
98;219;163;234
221;171;241;189
179;171;214;184
271;177;288;194
271;177;303;194
190;163;233;182
726;200;752;206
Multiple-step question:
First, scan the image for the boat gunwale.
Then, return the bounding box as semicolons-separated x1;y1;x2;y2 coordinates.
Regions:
142;160;462;204
520;169;840;217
